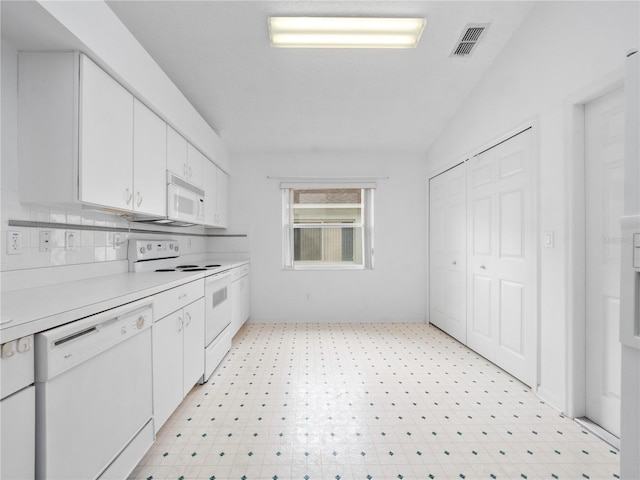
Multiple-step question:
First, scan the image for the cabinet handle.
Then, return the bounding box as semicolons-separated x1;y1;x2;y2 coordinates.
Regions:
480;265;486;270
452;261;457;265
185;312;191;327
125;187;132;205
136;192;143;207
178;293;188;300
178;317;183;333
189;166;193;178
183;164;188;178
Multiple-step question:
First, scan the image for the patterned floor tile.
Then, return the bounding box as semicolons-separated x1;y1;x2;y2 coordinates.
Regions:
130;323;619;480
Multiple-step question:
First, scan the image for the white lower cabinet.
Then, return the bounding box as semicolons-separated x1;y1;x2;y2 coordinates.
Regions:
1;335;35;479
152;296;204;433
0;386;35;480
182;300;205;395
230;265;250;337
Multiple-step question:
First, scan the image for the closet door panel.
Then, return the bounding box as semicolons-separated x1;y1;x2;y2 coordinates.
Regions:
472;196;493;256
429;163;467;343
499;279;525;355
471;274;492;340
499;189;524;258
467;129;535;387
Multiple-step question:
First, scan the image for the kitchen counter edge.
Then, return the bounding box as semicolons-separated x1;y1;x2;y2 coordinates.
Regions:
0;260;250;343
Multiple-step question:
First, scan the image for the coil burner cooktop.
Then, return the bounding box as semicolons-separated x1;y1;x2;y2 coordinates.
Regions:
128;239;223;273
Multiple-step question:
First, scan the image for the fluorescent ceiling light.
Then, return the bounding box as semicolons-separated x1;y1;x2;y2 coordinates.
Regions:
268;17;426;49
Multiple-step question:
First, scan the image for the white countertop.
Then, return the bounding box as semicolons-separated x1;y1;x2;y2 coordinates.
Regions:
0;259;249;343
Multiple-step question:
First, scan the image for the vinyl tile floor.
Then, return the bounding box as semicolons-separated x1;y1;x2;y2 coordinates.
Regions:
129;323;619;480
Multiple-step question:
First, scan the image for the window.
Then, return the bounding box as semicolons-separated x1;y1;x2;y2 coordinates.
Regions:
282;186;374;269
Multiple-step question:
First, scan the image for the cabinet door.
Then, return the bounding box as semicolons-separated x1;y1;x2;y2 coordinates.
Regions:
152;311;184;433
133;99;166;216
79;55;134;211
216;166;229;228
203;159;217;226
187;143;205;188
1;386;35;480
167;126;188;181
183;298;205;396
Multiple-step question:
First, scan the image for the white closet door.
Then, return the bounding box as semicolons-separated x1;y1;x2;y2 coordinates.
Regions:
585;87;624;438
467;129;535;386
429;162;467;343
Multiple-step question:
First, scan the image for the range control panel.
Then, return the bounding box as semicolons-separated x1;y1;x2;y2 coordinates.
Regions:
128;239;179;263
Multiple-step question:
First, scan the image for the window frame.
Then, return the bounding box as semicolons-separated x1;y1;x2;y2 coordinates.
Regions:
282;184;375;271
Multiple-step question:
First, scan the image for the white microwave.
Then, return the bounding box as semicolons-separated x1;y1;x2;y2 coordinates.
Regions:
167;173;205;226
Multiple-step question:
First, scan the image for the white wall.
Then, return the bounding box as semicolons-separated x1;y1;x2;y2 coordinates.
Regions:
425;1;639;412
228;152;427;323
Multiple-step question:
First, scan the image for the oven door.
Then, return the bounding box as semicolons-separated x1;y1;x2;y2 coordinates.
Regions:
205;271;232;346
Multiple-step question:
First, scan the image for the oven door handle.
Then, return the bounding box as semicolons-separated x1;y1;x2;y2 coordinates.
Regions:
205;271;232;286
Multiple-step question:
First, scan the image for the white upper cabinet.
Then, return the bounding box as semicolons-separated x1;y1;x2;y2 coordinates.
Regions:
18;52;170;216
79;55;134;211
186;143;205;188
203;160;229;228
166;126;188;182
203;159;217;226
167;127;204;188
133;99;166;217
216;166;229;228
18;51;228;224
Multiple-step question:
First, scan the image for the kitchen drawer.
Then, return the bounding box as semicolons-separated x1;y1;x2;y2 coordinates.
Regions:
231;264;250;281
154;280;204;320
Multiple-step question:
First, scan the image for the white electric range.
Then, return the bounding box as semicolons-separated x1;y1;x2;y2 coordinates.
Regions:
128;239;233;382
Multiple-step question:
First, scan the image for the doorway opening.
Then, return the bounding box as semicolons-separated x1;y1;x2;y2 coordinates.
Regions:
568;80;625;449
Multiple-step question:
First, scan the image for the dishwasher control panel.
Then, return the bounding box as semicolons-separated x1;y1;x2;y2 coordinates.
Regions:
35;299;153;382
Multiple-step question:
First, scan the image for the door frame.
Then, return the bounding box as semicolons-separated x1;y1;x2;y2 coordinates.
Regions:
566;72;624;419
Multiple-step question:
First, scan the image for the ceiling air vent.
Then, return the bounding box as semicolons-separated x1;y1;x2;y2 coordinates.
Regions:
451;23;489;57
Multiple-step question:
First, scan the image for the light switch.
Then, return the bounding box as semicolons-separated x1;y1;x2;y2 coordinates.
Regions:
543;231;554;248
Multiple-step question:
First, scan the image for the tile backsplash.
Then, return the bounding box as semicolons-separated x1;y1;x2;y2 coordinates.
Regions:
0;203;212;272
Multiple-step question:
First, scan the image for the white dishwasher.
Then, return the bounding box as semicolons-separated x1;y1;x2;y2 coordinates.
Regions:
35;299;154;480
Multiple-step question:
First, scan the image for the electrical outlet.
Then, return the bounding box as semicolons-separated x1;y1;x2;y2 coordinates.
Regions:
6;231;22;255
39;231;52;252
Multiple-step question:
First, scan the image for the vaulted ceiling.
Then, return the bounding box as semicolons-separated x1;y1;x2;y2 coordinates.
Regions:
3;1;536;155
